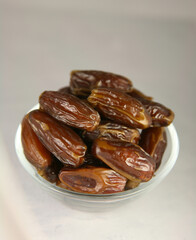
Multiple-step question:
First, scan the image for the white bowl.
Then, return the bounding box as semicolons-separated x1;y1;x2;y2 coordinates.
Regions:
15;104;179;211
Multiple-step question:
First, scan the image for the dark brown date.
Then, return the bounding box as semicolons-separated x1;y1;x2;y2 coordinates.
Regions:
59;167;127;194
82;128;100;143
143;101;174;127
83;122;140;144
92;138;155;182
139;127;167;170
82;152;109;168
88;88;152;129
70;70;133;96
129;91;174;127
58;86;88;99
130;88;153;101
21;114;52;169
38;159;63;183
28;110;87;167
58;86;72;95
39;91;100;131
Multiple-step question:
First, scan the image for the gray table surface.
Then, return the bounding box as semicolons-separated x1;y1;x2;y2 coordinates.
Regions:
1;1;196;240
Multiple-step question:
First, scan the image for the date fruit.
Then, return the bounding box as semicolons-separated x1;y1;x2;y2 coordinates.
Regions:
38;159;63;183
70;70;133;96
83;152;109;167
88;88;152;129
129;88;153;101
143;101;174;127
21;114;52;169
56;180;73;190
59;167;127;194
39;91;100;131
58;86;72;95
28;110;87;167
92;138;155;182
125;180;141;190
82;122;140;144
20;69;175;194
139;127;167;170
129;90;174;127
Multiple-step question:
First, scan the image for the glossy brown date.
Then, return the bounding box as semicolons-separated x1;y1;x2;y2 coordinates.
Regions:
39;91;100;131
92;138;155;182
70;70;133;96
143;101;174;127
28;110;87;167
129;90;174;127
139;127;167;170
59;167;127;194
21;114;52;169
82;122;140;144
88;88;152;129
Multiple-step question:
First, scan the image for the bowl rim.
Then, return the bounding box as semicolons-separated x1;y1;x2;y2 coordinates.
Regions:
15;104;179;202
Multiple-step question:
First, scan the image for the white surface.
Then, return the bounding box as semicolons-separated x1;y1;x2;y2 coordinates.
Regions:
1;1;196;240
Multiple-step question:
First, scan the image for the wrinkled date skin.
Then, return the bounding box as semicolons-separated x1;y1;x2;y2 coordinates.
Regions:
129;90;174;127
21;114;53;169
88;88;152;129
70;70;133;96
140;127;167;170
92;138;155;182
39;91;100;131
59;167;127;194
28;110;87;167
83;122;140;144
143;101;174;127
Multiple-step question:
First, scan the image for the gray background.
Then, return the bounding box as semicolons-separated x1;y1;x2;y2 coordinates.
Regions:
1;1;196;240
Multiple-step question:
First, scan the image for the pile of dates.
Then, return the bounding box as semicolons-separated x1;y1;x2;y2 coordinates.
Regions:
21;70;174;194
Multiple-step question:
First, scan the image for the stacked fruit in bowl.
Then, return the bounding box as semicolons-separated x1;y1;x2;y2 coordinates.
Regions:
20;70;174;194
